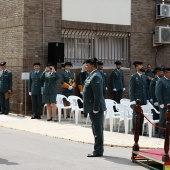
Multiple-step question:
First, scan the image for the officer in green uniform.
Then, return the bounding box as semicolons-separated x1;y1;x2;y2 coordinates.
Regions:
83;58;106;157
97;61;107;97
129;61;148;135
111;61;125;103
60;62;76;118
40;63;60;121
155;68;170;139
0;61;12;115
28;62;44;119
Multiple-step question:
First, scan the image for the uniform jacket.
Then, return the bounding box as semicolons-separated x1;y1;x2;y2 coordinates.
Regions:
98;70;107;93
150;77;159;103
83;70;106;114
0;70;12;93
40;72;59;94
28;70;44;95
155;77;170;107
111;69;124;91
60;70;76;93
77;71;89;92
129;73;148;105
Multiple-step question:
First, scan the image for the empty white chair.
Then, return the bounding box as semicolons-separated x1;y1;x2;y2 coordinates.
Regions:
68;95;83;125
56;94;72;122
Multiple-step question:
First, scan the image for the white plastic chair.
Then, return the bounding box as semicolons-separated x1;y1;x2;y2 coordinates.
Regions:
68;95;83;125
141;103;159;137
116;104;133;134
56;94;72;122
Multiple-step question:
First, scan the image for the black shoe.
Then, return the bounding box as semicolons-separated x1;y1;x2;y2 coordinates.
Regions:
53;120;58;122
4;113;8;115
31;116;37;119
47;118;52;121
37;116;41;119
159;135;165;139
87;153;103;157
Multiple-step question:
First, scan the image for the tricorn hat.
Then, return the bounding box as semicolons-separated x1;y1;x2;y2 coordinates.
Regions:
114;61;121;65
133;61;143;67
163;67;170;72
0;61;6;66
64;62;72;67
85;58;98;64
33;62;41;66
98;61;103;65
47;62;55;67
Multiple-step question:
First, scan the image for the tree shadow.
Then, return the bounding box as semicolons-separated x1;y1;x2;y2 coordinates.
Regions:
0;158;19;165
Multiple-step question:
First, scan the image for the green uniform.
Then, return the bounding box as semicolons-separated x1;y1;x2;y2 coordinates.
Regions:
28;70;44;117
98;70;107;96
129;73;148;134
83;70;106;155
111;69;125;103
60;70;76;97
0;70;12;114
40;72;60;103
155;77;170;137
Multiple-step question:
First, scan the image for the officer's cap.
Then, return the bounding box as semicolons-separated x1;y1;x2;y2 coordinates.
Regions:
114;61;121;65
85;58;98;64
0;61;6;66
98;61;103;65
133;61;143;67
64;62;72;67
33;62;41;66
47;63;55;67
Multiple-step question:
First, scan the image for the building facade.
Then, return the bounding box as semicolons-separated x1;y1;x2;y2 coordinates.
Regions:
0;0;169;113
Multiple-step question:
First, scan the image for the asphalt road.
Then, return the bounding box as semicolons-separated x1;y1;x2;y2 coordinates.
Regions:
0;127;146;170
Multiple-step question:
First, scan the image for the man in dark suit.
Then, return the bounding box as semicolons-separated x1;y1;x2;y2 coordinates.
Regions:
155;68;170;139
83;58;106;157
129;61;148;135
0;61;12;115
97;61;107;97
28;62;44;119
111;61;125;103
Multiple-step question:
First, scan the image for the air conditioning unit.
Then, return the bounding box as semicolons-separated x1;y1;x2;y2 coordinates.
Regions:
154;26;170;44
156;4;170;19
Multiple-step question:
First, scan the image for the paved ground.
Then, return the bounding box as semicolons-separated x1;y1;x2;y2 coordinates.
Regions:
0;113;164;149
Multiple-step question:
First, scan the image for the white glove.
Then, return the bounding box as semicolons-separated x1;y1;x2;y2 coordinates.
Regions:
93;110;99;114
80;92;83;95
147;100;149;104
160;104;164;109
106;87;107;90
29;92;32;96
150;99;153;103
113;88;117;91
123;88;126;91
68;86;73;90
131;101;136;105
154;102;159;106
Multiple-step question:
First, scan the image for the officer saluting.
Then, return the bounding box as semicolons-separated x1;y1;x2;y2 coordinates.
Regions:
129;61;148;135
0;61;12;115
155;67;170;139
28;62;43;119
83;58;106;157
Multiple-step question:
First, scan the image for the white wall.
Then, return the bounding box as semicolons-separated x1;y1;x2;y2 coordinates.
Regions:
62;0;131;25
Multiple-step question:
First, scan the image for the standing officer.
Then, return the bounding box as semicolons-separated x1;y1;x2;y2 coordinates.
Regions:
155;68;170;139
83;58;106;157
28;62;43;119
111;61;125;103
60;62;76;118
97;61;107;97
129;61;148;135
0;61;12;115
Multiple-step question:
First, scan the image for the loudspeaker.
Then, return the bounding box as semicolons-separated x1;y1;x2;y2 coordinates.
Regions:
48;42;64;63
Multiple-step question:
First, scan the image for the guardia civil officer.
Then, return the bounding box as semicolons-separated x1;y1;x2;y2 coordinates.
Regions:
60;62;76;118
83;58;106;157
111;61;125;103
129;61;148;135
28;62;44;119
155;67;170;139
97;61;107;97
0;62;12;115
40;63;60;122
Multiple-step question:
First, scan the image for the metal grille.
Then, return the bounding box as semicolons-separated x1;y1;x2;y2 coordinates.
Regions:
62;29;130;66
